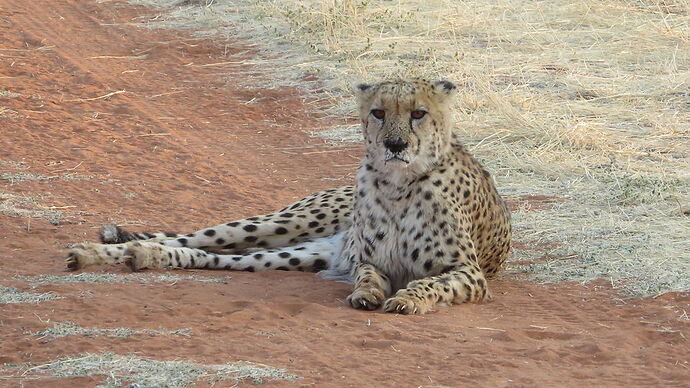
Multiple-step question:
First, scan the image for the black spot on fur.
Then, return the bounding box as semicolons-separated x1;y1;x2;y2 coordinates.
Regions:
289;258;301;266
245;236;258;242
227;222;240;227
204;229;216;237
243;224;257;232
313;259;327;271
177;238;188;247
279;252;291;258
275;227;288;235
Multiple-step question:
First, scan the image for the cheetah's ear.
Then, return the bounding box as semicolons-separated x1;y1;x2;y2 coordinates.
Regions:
355;82;375;101
433;80;457;97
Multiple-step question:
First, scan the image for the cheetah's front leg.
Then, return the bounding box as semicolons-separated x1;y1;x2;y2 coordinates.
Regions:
347;263;392;310
383;262;491;314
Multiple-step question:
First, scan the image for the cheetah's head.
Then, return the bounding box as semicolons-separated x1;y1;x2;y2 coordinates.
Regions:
356;79;456;177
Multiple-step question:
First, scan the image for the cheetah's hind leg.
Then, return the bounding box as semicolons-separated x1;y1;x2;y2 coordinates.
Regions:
65;242;133;271
122;232;345;273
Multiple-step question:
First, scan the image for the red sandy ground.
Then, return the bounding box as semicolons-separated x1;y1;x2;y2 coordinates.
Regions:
0;1;687;386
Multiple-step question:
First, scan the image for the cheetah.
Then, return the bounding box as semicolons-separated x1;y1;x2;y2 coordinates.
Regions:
66;78;511;314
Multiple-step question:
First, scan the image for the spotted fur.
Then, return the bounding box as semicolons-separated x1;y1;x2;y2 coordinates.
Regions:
66;78;511;314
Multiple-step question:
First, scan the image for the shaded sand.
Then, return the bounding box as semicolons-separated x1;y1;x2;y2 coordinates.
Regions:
0;0;687;386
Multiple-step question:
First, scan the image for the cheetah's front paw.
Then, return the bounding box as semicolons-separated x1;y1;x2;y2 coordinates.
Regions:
383;294;430;315
347;287;385;311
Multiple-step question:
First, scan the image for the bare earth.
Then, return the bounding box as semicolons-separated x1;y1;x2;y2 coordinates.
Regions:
0;1;687;386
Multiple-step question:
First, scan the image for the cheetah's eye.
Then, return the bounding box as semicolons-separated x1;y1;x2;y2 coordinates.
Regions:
411;110;427;120
371;109;385;120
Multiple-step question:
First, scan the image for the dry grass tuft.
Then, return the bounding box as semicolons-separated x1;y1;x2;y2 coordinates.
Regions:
128;0;688;296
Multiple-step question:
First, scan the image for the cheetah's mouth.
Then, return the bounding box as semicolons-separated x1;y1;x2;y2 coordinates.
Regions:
384;154;410;164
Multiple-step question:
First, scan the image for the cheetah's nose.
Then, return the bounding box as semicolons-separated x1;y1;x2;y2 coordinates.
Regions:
383;137;408;153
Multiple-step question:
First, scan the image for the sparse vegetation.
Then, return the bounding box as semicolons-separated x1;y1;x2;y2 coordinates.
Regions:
0;285;61;304
0;352;300;387
127;0;689;296
0;89;21;98
15;273;231;287
30;321;192;342
0;192;74;225
1;172;93;183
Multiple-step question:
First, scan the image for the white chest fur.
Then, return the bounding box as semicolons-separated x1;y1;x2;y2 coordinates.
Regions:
349;164;459;290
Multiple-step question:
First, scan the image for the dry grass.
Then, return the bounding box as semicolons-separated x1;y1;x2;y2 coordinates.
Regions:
0;89;21;98
0;352;299;387
1;172;93;183
30;321;192;342
15;273;231;287
126;0;688;296
0;285;61;304
0;193;70;225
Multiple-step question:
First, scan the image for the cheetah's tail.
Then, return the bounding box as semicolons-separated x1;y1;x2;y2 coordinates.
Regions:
100;224;178;244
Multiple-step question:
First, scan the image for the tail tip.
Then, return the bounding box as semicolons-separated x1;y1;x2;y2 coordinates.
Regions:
100;224;123;243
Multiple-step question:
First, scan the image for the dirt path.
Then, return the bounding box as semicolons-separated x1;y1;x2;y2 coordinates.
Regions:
0;1;687;386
